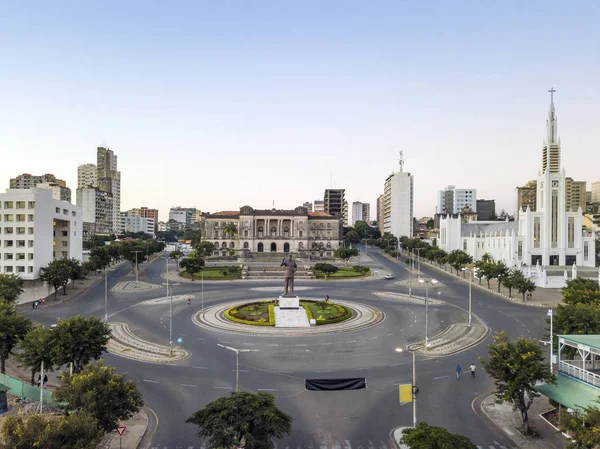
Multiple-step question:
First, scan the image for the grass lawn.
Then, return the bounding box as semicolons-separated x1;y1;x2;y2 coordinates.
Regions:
180;266;241;280
233;302;270;322
314;267;366;279
301;301;339;318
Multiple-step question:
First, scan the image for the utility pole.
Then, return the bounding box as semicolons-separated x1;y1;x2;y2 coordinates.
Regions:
133;251;142;284
104;267;108;322
39;360;44;413
166;257;172;357
201;271;204;311
412;350;417;428
217;344;259;392
419;278;438;346
548;309;554;373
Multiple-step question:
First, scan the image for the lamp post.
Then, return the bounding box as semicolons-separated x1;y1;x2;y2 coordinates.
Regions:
396;348;417;428
162;256;179;357
548;309;554;373
201;271;204;311
217;344;259;392
418;278;438;346
415;248;422;278
133;250;143;284
104;267;108;322
461;266;477;327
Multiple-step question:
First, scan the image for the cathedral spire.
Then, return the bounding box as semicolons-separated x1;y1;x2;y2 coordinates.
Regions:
542;87;560;173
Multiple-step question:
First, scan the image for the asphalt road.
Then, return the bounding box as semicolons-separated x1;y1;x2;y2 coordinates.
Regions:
22;251;547;449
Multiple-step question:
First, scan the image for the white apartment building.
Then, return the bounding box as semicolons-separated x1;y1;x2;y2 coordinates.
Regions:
77;188;114;237
437;186;477;214
169;207;196;226
314;200;325;212
352;201;371;225
77;163;97;189
383;171;414;239
36;182;71;202
0;188;82;280
592;181;600;203
118;213;155;236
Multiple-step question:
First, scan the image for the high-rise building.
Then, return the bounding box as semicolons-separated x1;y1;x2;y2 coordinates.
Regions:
437;186;477;214
565;178;586;212
0;188;82;280
516;180;538;212
324;189;345;216
383;170;414;239
9;173;71;203
351;202;371;225
303;201;313;212
77;164;97;189
96;147;121;232
314;200;325;212
476;199;496;221
77;188;114;238
376;195;384;236
342;200;348;226
118;212;155;236
169;207;197;227
591;182;600;203
122;207;159;231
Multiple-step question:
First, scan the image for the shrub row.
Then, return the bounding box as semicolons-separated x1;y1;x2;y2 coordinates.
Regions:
224;303;274;326
316;303;352;325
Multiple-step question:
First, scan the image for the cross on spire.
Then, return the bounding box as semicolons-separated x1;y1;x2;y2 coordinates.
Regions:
548;87;556;103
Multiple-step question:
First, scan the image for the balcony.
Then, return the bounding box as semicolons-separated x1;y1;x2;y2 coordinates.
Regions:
559;361;600;388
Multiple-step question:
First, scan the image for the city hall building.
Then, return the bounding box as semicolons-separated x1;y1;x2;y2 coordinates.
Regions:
204;206;343;256
439;91;596;268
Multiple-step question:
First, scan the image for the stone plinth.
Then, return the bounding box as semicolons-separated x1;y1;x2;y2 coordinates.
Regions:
278;295;300;309
274;307;310;327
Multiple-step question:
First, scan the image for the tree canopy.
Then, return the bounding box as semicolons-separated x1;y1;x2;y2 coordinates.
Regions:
54;360;144;432
560;398;600;449
0;300;32;374
0;273;24;302
53;316;111;373
480;331;554;434
40;259;71;299
17;325;57;385
400;422;476;449
561;278;600;306
186;391;292;449
334;247;359;264
179;253;205;281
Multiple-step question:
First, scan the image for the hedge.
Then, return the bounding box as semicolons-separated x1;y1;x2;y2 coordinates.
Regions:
224;303;275;326
302;304;314;321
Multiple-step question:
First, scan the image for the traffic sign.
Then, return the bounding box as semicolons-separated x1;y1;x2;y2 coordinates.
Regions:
177;337;183;344
116;426;126;436
399;384;412;403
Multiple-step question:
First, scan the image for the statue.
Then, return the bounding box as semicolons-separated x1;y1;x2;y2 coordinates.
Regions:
281;254;297;296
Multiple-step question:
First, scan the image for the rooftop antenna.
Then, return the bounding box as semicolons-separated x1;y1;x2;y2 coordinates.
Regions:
398;151;405;173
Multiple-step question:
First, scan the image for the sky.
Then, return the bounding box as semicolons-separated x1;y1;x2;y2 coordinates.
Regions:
1;1;599;222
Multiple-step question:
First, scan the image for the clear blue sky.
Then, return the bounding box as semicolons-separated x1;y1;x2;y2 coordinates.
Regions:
1;1;599;221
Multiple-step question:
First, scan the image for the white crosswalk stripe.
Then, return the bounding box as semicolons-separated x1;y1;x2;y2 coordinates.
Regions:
151;443;513;449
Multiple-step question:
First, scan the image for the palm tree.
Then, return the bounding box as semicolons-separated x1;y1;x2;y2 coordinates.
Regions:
224;223;238;239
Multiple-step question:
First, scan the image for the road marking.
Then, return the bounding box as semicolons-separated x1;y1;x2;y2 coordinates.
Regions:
232;369;249;372
387;333;394;336
434;375;449;380
398;329;405;332
321;342;334;346
409;324;414;328
181;384;198;387
180;333;187;336
213;386;232;389
143;379;159;383
352;367;369;371
219;341;230;344
197;337;206;340
370;336;378;339
165;363;176;366
316;370;331;373
296;344;308;347
192;366;208;370
387;363;404;367
345;340;357;343
257;388;279;391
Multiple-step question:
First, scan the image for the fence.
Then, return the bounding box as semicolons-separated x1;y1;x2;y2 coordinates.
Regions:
0;372;57;405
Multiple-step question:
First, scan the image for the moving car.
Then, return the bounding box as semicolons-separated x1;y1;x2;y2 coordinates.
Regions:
384;273;395;280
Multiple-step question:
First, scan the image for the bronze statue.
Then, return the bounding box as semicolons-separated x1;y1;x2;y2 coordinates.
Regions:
281;254;297;296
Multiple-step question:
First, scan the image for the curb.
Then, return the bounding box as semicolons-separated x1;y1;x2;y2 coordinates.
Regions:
479;393;522;448
407;323;489;357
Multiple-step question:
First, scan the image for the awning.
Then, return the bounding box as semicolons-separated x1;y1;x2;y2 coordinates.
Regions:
534;373;600;412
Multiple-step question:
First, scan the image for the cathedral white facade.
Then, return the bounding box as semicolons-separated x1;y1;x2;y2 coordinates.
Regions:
439;91;596;268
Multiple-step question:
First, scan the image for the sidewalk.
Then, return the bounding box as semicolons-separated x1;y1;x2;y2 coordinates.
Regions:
481;394;569;448
98;410;149;449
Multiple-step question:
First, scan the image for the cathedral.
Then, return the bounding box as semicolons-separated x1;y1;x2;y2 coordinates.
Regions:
439;90;596;268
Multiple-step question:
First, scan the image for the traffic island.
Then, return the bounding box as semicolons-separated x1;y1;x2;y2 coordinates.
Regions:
373;291;445;306
407;323;489;356
106;322;189;363
111;281;161;293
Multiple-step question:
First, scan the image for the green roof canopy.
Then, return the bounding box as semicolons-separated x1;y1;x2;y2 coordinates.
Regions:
534;373;600;412
558;335;600;350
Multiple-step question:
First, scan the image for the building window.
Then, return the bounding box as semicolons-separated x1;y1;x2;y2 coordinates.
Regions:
28;253;33;260
4;240;13;248
463;239;467;251
229;242;234;248
244;230;248;237
16;253;25;260
55;207;60;213
16;227;25;235
221;242;227;248
28;227;33;234
568;217;575;249
533;217;540;248
517;241;523;260
62;231;68;237
4;202;13;208
4;266;13;273
16;201;25;209
61;241;68;247
17;240;25;247
72;211;76;217
4;253;13;260
243;242;249;249
28;214;34;221
4;215;13;222
28;240;33;247
61;251;68;258
4;227;13;234
16;214;25;222
28;266;33;273
258;227;264;238
63;209;68;215
584;242;589;260
17;267;24;274
28;201;35;209
299;230;303;238
551;190;558;248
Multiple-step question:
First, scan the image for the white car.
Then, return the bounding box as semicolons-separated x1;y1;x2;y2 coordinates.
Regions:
384;273;395;280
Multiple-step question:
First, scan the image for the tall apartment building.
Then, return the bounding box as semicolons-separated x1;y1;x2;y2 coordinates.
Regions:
124;207;159;231
324;189;345;216
169;207;197;227
566;178;586;212
118;212;155;236
516;180;538;212
591;182;600;203
76;147;121;234
77;188;114;239
376;194;384;236
517;178;586;213
383;171;414;239
0;188;82;280
437;186;477;214
351;202;371;225
313;200;325;212
9;173;71;203
77;164;97;189
342;200;349;226
476;199;496;221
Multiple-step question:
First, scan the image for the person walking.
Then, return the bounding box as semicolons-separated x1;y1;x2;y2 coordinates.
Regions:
187;297;191;305
325;295;329;302
43;374;48;388
32;301;36;310
470;363;477;378
456;364;462;380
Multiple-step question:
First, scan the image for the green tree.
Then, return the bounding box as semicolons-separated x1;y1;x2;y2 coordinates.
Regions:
0;412;103;449
169;250;184;263
0;273;24;302
447;250;472;274
343;230;360;245
502;269;517;297
492;261;510;293
561;278;600;306
312;263;339;278
0;300;32;374
224;222;238;239
119;241;148;270
89;246;111;270
353;220;369;238
186;391;292;449
515;276;536;302
426;219;434;229
552;303;600;349
179;253;205;281
559;398;600;449
53;316;111;373
66;258;84;290
334;247;358;265
54;360;144;432
400;422;476;449
194;241;217;258
316;301;328;312
480;331;555;435
40;259;71;299
107;243;122;265
16;325;57;386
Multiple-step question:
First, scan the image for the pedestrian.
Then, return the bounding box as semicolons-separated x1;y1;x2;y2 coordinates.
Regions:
37;375;41;386
325;295;329;302
32;301;36;310
43;374;48;388
187;297;191;305
456;364;462;380
470;363;477;378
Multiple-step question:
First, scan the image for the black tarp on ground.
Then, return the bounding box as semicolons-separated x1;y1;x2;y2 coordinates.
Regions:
305;378;366;391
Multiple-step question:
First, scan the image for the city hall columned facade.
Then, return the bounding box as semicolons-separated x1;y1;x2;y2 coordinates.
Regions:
204;206;343;256
439;91;596;268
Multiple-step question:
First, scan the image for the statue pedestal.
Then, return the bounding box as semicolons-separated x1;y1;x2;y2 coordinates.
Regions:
278;295;300;309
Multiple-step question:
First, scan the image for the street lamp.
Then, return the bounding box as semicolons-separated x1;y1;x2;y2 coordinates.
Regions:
104;267;108;322
162;256;179;357
548;309;554;373
461;266;478;327
396;348;417;428
418;278;438;346
133;250;143;284
415;248;422;278
217;344;259;392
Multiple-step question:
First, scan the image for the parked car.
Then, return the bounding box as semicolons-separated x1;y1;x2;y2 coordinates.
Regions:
384;273;395;280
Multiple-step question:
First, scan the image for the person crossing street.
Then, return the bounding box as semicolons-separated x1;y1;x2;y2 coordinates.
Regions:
470;363;477;378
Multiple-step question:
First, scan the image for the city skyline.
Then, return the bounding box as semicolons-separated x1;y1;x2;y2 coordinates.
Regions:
1;2;599;221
